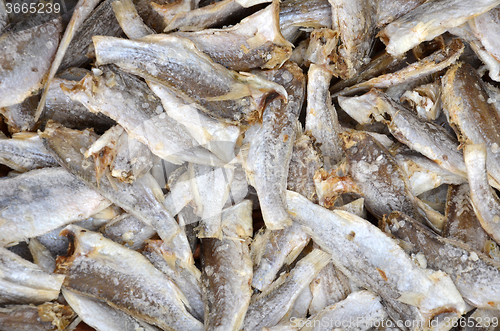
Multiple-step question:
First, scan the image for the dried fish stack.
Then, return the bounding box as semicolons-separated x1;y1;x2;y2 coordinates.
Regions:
2;0;500;330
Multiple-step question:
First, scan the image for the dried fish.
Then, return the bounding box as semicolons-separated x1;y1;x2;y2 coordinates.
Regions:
0;303;74;331
469;7;500;81
0;94;40;133
60;0;123;70
62;289;161;331
330;0;377;78
382;211;500;309
375;0;425;27
0;0;7;35
201;200;253;331
173;1;293;71
303;29;338;66
0;132;58;172
305;64;342;170
339;89;468;181
112;0;155;39
243;249;330;331
164;166;194;216
279;0;332;42
287;191;467;330
0;16;62;108
0;246;65;304
143;240;204;321
0;167;111;247
161;0;271;32
64;65;223;166
301;290;387;331
251;223;310;291
400;80;442;121
28;238;56;273
246;61;305;230
464;144;500;245
335;39;464;96
442;62;500;188
57;225;204;331
378;0;500;56
93;35;286;125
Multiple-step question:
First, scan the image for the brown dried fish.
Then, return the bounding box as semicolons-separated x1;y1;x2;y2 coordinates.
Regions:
0;303;74;331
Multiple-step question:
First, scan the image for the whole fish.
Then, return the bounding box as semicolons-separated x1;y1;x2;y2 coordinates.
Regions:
382;211;500;309
93;34;286;125
0;246;65;304
56;225;204;331
246;61;305;230
287;190;466;330
201;200;253;331
0;167;111;247
0;16;62;108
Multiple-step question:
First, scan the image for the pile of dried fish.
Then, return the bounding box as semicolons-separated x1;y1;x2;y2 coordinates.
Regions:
2;0;500;330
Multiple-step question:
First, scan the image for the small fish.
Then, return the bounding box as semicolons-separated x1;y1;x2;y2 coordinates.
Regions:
246;61;305;230
201;200;253;330
0;246;65;304
335;39;464;96
382;211;500;309
0;16;62;108
305;64;343;170
287;190;466;330
279;0;332;42
243;249;330;331
56;225;204;331
0;167;111;247
0;132;58;172
301;290;388;331
112;0;155;39
464;144;500;245
28;238;56;273
62;289;161;331
173;1;293;71
375;0;425;27
0;303;75;331
93;35;286;125
442;62;500;188
378;0;500;56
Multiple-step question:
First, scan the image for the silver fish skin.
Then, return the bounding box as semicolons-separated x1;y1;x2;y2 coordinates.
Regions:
111;132;154;183
0;93;40;133
0;303;74;331
246;61;305;230
93;35;286;125
28;238;56;273
339;89;468;181
164;167;194;217
284;285;313;320
378;0;500;56
308;262;351;316
336;39;464;97
161;0;271;32
0;16;62;108
148;82;240;164
329;0;377;79
279;0;332;42
40;122;193;261
305;64;342;170
43;75;115;134
112;0;155;39
0;167;111;247
0;246;65;304
63;289;161;331
442;62;500;188
286;190;467;331
375;0;425;27
35;0;102;122
444;184;496;257
57;225;204;331
190;163;234;238
102;213;156;250
287;133;323;203
201;200;253;331
300;290;388;331
173;1;292;71
464;144;500;245
143;240;204;321
60;0;123;70
0;0;7;35
382;211;500;310
395;153;466;197
64;65;224;167
251;223;311;291
243;249;331;331
0;132;58;172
